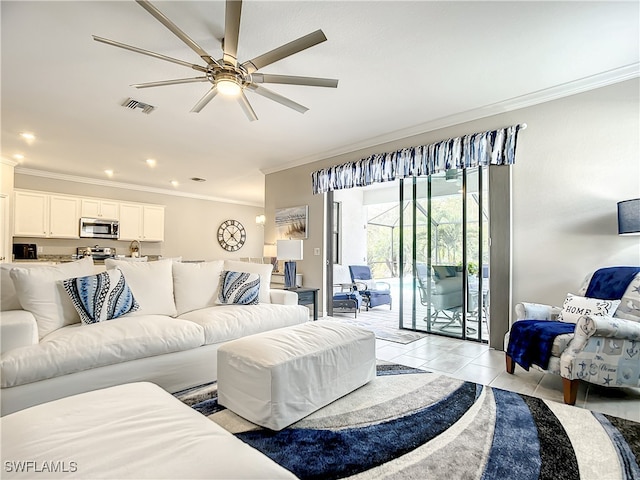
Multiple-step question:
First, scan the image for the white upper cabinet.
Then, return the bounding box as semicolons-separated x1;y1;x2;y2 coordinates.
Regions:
14;190;163;242
49;195;80;238
81;199;119;220
119;203;165;242
118;203;143;241
142;205;164;242
14;191;80;238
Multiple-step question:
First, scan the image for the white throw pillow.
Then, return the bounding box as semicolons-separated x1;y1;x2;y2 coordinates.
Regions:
9;257;96;338
216;271;260;305
172;260;224;315
557;293;620;323
104;259;177;316
223;260;272;304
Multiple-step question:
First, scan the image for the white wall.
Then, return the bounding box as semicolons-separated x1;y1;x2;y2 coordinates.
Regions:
13;174;265;261
265;79;640;334
334;187;367;266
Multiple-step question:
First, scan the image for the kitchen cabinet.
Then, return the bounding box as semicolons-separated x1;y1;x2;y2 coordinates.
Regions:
119;203;164;242
14;191;80;238
81;199;119;219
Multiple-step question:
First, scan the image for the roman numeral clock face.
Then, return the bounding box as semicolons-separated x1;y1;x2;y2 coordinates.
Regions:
217;220;247;252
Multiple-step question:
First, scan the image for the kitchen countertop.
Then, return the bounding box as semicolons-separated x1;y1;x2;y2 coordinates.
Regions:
13;255;162;264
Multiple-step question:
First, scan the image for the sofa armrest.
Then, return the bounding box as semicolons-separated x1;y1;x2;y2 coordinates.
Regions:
573;315;640;341
561;315;640;384
269;289;298;305
0;310;39;353
514;302;561;322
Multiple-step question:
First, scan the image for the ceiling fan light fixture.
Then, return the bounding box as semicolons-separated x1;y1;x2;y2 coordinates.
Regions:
216;77;241;96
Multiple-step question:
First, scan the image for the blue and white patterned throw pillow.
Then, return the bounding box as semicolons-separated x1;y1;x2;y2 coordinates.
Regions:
63;269;139;324
216;271;260;305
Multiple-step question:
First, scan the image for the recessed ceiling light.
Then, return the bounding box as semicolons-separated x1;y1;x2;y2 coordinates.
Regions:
170;180;179;187
104;169;114;177
190;177;206;182
12;154;24;160
146;158;157;167
19;132;35;141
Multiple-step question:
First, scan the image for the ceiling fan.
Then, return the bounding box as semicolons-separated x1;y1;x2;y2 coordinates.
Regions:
93;0;338;121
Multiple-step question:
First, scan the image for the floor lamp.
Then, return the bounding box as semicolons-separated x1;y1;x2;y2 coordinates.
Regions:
277;239;303;289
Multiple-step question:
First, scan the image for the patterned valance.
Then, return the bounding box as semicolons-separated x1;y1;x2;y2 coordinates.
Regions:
311;124;525;194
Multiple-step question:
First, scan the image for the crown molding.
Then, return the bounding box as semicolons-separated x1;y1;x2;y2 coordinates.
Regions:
14;167;263;207
1;156;19;167
262;63;640;175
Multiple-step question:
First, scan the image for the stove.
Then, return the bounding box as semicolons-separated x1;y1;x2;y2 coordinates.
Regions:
77;246;116;262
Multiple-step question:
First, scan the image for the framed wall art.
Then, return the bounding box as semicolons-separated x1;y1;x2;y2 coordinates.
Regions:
275;205;308;239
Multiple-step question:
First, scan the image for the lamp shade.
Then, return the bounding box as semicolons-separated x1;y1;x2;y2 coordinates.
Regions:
617;199;640;235
277;239;303;260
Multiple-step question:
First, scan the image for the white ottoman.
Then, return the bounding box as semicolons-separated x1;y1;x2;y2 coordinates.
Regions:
217;320;376;430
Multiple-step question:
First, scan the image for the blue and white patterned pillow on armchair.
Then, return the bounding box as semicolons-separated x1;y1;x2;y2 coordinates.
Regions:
216;271;260;305
63;269;139;324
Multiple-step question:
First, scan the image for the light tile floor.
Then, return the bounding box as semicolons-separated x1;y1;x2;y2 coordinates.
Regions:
376;334;640;422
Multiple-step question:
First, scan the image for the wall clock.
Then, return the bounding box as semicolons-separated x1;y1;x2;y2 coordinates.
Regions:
217;219;246;252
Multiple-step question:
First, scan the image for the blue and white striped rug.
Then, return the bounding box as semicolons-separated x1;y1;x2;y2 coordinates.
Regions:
175;364;640;480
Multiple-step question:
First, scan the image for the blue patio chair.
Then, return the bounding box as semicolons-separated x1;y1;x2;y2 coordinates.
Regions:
348;265;392;311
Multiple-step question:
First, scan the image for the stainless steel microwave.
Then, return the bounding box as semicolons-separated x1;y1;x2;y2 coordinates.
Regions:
79;217;119;239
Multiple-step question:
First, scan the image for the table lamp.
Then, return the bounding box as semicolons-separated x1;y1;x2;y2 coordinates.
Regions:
618;198;640;235
277;239;303;289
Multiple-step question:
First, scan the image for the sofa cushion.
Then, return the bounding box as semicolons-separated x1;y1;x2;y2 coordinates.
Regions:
105;259;177;316
557;293;620;323
63;269;139;324
0;382;297;480
0;315;205;388
178;304;309;345
223;260;272;304
432;276;462;295
173;260;224;315
8;257;96;339
1;262;60;311
433;265;457;280
216;271;260;305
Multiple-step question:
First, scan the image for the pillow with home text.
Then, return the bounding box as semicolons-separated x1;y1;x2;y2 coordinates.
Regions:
557;293;619;323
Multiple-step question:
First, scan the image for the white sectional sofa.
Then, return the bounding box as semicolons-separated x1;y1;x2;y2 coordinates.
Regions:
0;257;309;415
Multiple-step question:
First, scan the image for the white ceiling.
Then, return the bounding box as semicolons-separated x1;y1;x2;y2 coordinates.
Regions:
2;1;638;207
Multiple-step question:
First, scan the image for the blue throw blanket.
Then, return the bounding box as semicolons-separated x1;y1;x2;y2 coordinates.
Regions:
585;266;640;300
507;320;575;370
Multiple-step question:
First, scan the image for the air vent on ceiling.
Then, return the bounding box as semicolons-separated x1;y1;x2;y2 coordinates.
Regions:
121;98;155;114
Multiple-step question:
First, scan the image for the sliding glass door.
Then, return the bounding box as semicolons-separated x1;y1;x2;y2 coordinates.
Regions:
328;167;490;343
399;167;489;342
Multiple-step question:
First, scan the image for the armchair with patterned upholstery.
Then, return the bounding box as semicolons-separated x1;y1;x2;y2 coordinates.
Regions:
505;267;640;405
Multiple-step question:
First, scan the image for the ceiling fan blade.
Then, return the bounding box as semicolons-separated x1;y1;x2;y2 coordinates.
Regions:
247;84;308;114
93;35;207;73
237;90;258;121
243;30;327;73
251;73;338;88
190;87;219;113
223;0;242;66
131;77;209;89
135;0;220;67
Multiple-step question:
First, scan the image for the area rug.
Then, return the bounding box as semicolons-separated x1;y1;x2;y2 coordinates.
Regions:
330;315;428;344
175;365;640;480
